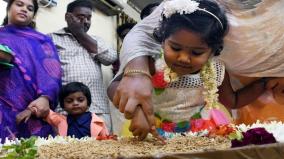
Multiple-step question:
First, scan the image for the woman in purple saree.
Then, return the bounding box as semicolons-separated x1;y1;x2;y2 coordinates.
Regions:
0;0;61;142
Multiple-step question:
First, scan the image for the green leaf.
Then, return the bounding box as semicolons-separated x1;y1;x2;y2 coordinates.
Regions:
177;121;189;128
191;112;202;119
154;88;165;95
161;118;172;122
15;146;21;153
154;113;162;119
228;131;243;140
27;149;37;156
5;152;18;159
1;137;38;159
2;145;16;150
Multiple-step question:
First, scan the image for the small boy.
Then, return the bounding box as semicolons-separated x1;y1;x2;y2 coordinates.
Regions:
16;82;109;139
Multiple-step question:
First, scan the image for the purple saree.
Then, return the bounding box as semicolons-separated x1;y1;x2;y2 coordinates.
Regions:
0;25;61;142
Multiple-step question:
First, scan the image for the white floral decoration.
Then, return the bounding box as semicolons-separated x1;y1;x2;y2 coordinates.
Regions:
237;120;284;143
155;51;179;83
163;0;200;18
200;59;219;110
162;0;224;29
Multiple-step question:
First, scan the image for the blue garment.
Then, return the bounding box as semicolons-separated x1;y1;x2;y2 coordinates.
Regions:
67;112;92;138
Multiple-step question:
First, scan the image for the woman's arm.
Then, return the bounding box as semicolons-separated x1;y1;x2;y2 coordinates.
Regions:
109;2;165;140
112;56;153;117
218;71;268;109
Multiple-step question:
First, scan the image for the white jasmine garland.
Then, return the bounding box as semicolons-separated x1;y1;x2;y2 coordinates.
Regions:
200;59;219;110
155;51;179;83
155;57;166;72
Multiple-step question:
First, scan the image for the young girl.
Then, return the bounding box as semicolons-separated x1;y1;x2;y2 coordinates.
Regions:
17;82;109;139
108;0;271;140
0;0;61;142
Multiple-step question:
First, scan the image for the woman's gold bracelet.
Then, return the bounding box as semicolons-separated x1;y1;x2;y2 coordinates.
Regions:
124;69;152;79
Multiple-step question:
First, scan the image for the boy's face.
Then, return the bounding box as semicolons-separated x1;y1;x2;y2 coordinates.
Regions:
163;28;212;76
63;92;89;116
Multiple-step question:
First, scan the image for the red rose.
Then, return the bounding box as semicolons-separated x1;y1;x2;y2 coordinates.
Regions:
161;122;175;132
152;71;168;88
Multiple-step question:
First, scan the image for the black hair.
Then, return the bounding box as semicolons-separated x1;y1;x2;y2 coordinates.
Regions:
140;2;160;19
154;0;229;56
116;23;136;39
59;82;92;109
67;0;94;13
2;0;39;28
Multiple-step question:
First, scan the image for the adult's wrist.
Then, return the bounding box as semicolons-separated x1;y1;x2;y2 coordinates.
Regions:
39;95;50;103
124;69;152;79
125;56;150;72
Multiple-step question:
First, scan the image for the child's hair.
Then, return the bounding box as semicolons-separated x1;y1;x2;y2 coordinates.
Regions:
140;2;160;19
154;0;229;56
2;0;39;28
67;0;94;13
59;82;92;109
116;23;136;39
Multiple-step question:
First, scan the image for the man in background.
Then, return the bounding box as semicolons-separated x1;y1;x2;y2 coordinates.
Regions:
49;0;117;131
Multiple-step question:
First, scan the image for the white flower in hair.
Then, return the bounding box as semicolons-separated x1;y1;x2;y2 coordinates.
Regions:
163;0;200;18
162;0;224;29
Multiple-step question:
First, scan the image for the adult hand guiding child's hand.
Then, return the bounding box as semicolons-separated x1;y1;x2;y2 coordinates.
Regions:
112;57;165;141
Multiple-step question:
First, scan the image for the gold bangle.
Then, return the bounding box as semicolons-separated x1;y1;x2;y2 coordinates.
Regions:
124;69;152;79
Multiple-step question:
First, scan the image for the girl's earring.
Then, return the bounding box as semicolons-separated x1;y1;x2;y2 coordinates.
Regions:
215;46;223;56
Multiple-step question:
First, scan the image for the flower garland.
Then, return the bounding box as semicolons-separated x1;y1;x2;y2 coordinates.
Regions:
152;53;178;94
152;52;230;125
200;59;219;110
152;51;218;105
200;59;230;125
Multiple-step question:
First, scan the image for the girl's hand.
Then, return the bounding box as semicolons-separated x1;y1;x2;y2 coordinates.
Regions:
16;109;32;124
130;107;166;143
129;106;151;140
27;96;50;118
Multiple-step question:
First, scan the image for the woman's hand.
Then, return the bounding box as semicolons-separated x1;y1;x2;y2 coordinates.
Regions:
113;74;157;129
266;77;284;89
112;56;158;137
27;96;50;118
0;51;12;63
266;77;284;104
16;109;32;124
